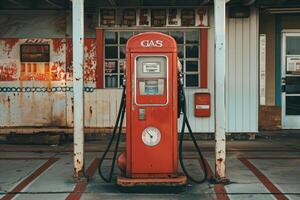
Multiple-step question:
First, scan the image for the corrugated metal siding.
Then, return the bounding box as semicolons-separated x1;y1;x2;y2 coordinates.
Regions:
226;7;259;133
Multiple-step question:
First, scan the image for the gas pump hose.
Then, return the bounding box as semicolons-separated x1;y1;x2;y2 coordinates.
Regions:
98;84;207;184
98;87;126;183
178;88;208;184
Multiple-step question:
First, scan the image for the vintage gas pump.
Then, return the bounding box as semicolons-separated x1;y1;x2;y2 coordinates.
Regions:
99;32;207;188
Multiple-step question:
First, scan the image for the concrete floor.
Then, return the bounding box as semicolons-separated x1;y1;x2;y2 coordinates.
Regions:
0;136;300;200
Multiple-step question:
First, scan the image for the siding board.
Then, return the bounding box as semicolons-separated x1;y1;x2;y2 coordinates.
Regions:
226;7;259;132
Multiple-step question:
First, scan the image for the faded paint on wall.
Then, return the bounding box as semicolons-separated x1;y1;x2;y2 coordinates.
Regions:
0;38;97;82
0;37;97;128
65;38;97;82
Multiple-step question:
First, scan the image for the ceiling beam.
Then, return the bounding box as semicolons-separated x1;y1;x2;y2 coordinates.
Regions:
243;0;255;6
45;0;65;8
7;0;22;5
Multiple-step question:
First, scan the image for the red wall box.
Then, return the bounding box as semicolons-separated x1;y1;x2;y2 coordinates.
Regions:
194;93;210;117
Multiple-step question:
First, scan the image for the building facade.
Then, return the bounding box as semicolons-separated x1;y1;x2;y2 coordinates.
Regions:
0;0;299;134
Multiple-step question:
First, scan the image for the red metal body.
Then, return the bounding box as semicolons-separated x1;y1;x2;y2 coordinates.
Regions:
194;93;211;117
124;32;179;179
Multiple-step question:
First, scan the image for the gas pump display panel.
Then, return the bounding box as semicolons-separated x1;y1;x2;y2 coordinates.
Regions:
135;56;168;105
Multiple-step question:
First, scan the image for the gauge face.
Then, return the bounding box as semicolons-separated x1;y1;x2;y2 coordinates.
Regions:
142;127;161;146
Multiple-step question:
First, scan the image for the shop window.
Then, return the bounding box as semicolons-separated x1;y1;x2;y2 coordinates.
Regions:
104;30;200;88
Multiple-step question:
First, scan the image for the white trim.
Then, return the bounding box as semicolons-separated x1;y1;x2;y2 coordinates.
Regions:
281;31;300;129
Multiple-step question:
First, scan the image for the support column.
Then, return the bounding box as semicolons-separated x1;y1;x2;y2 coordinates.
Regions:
214;0;228;182
72;0;85;180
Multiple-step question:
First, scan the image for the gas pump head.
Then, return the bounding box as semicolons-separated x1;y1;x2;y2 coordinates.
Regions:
98;32;207;188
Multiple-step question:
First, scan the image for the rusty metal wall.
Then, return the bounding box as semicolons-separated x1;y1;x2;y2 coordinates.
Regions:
0;39;67;127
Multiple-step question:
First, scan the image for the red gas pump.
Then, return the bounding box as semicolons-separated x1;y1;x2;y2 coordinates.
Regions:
98;32;207;189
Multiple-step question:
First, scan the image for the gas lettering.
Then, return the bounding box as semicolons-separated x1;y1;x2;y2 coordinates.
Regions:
140;40;163;47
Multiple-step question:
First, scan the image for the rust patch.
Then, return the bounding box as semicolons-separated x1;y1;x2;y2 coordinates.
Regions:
65;38;97;82
52;39;64;54
66;38;73;81
0;62;17;81
67;159;99;200
51;61;66;80
2;39;19;56
84;39;96;82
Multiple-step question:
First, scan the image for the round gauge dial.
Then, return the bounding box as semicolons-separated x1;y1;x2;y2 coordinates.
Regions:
142;127;161;146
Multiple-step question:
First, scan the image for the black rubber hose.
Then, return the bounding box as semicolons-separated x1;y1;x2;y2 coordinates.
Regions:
98;87;126;183
178;89;208;184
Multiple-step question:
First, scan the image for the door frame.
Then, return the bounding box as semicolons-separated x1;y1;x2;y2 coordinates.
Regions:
281;29;300;129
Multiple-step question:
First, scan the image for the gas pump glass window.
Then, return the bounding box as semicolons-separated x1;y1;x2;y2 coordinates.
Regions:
136;56;167;97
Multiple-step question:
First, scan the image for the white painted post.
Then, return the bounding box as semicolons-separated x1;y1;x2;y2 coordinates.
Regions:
214;0;228;182
72;0;85;180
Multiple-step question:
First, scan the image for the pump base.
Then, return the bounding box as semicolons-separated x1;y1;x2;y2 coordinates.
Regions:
117;175;187;187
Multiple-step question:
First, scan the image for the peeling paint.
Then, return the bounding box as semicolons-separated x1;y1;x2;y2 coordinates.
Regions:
84;39;96;82
52;39;64;54
51;61;66;81
0;62;17;81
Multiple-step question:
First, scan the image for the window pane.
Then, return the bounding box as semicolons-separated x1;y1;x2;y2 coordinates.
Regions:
105;75;118;88
105;61;118;73
170;31;184;44
286;76;300;94
186;45;199;58
186;31;199;44
186;61;198;72
105;46;118;59
120;46;126;59
120;32;133;44
286;36;300;55
286;96;300;115
186;74;199;87
105;32;117;44
178;45;184;58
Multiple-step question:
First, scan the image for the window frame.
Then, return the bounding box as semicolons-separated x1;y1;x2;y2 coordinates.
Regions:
103;29;201;88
